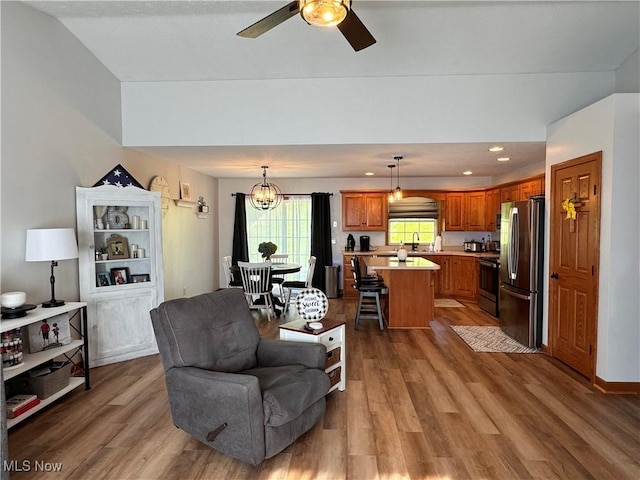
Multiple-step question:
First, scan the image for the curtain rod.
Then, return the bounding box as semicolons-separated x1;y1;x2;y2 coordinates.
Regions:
231;193;333;197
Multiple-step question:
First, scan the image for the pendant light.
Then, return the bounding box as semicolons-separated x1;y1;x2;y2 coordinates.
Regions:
393;155;403;201
249;166;282;211
387;164;396;203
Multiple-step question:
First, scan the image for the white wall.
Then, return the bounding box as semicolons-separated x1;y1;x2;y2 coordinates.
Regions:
615;49;639;93
1;2;219;304
545;93;640;383
122;73;614;147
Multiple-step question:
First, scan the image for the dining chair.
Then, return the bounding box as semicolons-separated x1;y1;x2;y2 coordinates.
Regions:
238;261;275;321
222;255;243;288
268;254;289;299
282;256;316;314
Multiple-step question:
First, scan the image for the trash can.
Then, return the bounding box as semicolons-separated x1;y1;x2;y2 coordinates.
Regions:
325;265;340;298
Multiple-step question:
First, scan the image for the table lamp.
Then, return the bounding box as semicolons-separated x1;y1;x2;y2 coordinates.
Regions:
25;228;79;308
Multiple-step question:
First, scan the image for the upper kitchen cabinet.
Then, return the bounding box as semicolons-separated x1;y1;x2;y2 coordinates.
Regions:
341;192;387;231
501;176;545;203
500;184;520;203
519;177;544;200
445;191;485;231
485;188;501;232
465;191;486;230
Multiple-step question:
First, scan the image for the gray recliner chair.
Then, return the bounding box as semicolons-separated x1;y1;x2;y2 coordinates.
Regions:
150;288;330;465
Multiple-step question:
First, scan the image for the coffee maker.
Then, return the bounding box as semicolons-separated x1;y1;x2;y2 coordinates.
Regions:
359;235;370;252
346;234;355;252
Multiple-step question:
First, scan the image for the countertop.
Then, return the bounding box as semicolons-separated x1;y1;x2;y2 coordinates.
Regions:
343;249;499;259
365;256;441;271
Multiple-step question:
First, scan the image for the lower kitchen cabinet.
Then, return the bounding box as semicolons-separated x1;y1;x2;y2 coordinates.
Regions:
425;255;477;300
451;256;477;299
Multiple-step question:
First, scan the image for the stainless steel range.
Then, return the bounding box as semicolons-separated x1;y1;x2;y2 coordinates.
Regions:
478;257;500;317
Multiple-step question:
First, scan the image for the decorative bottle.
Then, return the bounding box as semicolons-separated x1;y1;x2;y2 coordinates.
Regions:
397;242;408;261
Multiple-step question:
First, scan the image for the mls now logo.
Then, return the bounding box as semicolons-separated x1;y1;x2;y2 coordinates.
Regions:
4;460;63;472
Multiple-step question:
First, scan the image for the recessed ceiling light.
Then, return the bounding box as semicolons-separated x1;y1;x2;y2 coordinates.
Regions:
489;146;504;152
497;157;511;162
365;172;374;176
463;170;473;175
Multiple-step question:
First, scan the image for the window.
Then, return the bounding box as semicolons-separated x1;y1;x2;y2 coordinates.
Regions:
388;219;437;245
246;196;311;281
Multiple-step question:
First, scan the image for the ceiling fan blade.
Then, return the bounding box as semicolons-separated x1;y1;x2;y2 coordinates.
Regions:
237;1;300;39
337;9;376;51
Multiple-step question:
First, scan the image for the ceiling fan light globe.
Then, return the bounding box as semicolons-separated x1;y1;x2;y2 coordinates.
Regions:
300;0;350;27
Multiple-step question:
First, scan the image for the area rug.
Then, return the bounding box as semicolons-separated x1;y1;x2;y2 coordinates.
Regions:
435;298;465;308
450;325;539;353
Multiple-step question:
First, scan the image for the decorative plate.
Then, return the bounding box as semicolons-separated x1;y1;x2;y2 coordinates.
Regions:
295;288;328;321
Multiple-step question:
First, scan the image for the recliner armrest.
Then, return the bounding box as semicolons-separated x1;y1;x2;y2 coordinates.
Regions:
257;339;326;370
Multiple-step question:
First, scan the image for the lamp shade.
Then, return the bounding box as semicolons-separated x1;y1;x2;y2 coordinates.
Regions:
25;228;79;262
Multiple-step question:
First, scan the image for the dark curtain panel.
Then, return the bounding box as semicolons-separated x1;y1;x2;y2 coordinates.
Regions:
310;193;333;291
232;193;249;265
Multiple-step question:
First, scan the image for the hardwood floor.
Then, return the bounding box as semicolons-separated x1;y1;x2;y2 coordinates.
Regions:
7;299;640;479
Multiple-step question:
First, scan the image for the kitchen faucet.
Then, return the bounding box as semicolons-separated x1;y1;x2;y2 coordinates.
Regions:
411;232;420;251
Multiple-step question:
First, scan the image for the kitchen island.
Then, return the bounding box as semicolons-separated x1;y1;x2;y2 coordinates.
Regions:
365;256;440;329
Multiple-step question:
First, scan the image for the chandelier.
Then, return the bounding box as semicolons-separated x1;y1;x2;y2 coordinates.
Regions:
249;166;283;211
393;155;403;201
299;0;350;27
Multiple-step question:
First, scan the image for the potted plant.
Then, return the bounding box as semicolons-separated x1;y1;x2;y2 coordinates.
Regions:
258;242;277;261
99;247;109;261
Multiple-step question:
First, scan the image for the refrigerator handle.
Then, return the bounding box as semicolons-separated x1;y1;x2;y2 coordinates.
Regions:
508;207;519;280
500;284;531;301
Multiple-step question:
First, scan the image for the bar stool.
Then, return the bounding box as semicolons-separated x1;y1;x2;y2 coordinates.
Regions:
351;256;387;330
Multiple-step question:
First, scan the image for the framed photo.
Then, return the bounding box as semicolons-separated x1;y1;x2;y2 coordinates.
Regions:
107;234;129;260
110;267;131;285
179;181;192;201
28;313;71;353
96;271;112;287
131;274;151;283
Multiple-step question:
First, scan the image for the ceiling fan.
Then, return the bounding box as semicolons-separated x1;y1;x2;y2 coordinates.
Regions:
237;0;376;52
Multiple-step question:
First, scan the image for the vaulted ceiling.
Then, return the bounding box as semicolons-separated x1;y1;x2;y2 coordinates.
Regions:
24;1;639;178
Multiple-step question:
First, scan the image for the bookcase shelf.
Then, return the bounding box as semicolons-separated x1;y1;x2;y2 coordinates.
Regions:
2;302;89;428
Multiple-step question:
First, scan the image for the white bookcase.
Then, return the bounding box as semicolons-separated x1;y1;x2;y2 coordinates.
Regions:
76;186;164;367
1;302;89;428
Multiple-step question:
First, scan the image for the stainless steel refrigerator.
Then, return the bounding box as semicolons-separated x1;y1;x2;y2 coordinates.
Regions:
499;196;544;348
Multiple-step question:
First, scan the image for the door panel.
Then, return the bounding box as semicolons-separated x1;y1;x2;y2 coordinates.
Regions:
549;152;601;380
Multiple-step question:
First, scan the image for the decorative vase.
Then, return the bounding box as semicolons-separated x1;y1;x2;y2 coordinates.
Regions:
397;245;408;261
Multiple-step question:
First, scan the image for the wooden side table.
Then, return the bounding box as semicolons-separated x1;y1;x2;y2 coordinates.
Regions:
279;315;346;392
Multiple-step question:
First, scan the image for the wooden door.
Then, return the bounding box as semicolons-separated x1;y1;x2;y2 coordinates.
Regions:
465;191;486;230
549;152;601;380
445;193;464;231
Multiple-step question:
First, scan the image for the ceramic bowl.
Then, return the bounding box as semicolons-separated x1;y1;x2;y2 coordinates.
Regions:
1;291;26;308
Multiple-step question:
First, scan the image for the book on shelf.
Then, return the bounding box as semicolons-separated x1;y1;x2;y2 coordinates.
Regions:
6;394;40;418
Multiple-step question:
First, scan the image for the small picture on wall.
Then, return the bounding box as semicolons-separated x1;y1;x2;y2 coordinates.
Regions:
111;267;131;285
179;181;191;201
